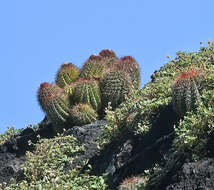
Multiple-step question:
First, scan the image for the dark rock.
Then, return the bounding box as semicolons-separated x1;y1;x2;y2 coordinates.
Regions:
151;70;158;82
65;120;106;144
88;104;177;188
0;152;25;184
64;120;107;169
0;127;37;156
0;119;107;185
166;158;214;190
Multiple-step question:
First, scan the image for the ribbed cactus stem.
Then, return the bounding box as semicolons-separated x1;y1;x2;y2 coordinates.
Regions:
99;49;117;58
72;78;101;111
37;82;72;126
80;55;106;79
115;56;141;89
99;49;118;67
100;70;133;110
171;69;205;116
70;104;98;126
56;63;80;88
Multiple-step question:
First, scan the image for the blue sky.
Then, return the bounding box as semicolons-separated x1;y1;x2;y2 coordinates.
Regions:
0;0;213;133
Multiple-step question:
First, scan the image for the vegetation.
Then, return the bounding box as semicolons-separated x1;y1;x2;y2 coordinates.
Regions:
37;49;140;131
1;41;214;189
102;41;214;189
3;134;108;190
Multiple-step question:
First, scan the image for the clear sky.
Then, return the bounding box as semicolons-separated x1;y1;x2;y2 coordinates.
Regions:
0;0;213;133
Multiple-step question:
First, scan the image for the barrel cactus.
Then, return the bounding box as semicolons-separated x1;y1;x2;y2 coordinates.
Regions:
100;70;133;110
80;54;106;79
37;49;140;127
99;49;118;67
114;56;141;89
72;78;101;111
56;63;80;88
171;68;206;116
70;103;98;126
37;82;72;126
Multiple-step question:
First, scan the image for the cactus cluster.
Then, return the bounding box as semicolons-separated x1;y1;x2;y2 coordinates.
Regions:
37;49;141;130
171;68;206;116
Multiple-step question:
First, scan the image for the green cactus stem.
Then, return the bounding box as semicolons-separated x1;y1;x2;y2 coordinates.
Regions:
56;63;80;88
100;70;133;110
37;82;72;126
99;49;118;67
80;55;106;79
171;68;205;116
70;103;98;126
114;56;141;89
72;78;101;111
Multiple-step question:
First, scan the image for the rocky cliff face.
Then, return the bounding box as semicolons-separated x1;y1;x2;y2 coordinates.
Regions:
1;117;214;189
1;42;214;189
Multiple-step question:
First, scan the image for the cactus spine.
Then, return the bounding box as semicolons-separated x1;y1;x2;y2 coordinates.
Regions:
72;79;101;111
100;70;133;110
38;49;140;127
56;63;80;88
80;55;106;79
70;104;98;126
171;69;205;116
37;82;72;126
115;56;141;89
99;49;118;67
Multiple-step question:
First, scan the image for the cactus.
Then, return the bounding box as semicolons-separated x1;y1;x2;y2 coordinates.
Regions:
114;56;141;89
37;49;140;126
37;82;72;126
56;63;80;88
171;69;205;116
80;49;118;79
100;70;133;110
80;55;106;79
118;176;145;190
99;49;118;67
70;103;98;126
72;78;101;111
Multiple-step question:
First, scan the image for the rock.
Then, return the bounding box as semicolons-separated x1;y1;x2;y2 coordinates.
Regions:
0;152;25;184
87;104;177;188
0;127;37;156
166;158;214;190
64;120;107;169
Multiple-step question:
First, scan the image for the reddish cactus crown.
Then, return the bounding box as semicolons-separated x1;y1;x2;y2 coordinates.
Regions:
176;69;200;82
88;54;102;62
120;56;136;63
99;49;116;58
60;62;76;70
117;56;138;69
40;82;52;88
38;83;59;100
